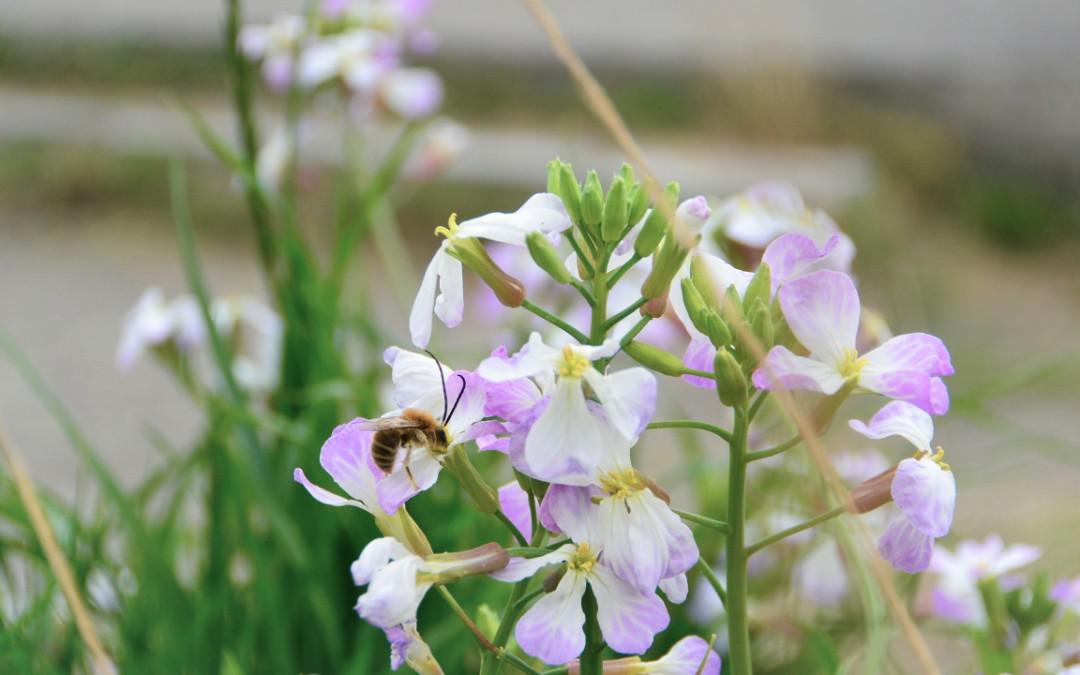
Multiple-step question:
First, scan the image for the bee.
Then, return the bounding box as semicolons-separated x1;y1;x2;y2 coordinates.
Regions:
369;351;467;489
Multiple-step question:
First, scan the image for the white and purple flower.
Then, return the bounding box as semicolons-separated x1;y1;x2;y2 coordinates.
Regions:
849;400;956;573
927;535;1042;627
754;269;954;415
566;635;721;674
410;194;572;348
116;287;206;371
477;332;656;485
494;483;669;665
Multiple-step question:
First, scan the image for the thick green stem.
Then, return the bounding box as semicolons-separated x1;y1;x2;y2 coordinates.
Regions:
521;300;590;344
725;407;752;675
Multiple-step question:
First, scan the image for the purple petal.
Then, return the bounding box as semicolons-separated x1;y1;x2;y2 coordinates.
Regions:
585;367;657;440
878;515;934;573
681;335;717;389
778;269;860;365
589;563;669;655
539;484;599;543
293;468;365;509
381;68;443;120
848;400;935;450
523;379;606;485
857;370;950;415
862;332;954;378
761;232;839;293
930;586;983;626
892;456;955;537
375;447;443;514
752;346;845;394
498;481;533;540
658;573;689;604
319;418;380;506
653;635;722;675
515;572;587;665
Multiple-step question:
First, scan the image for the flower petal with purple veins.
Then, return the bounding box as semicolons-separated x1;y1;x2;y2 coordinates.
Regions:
861;332;954;378
878;515;934;573
761;232;839;293
515;571;587;665
892;456;955;537
540;484;600;543
778;269;861;366
523;378;606;485
752;346;847;394
490;545;574;583
589;563;669;655
658;574;689;605
584;367;657;440
477;332;560;382
857;368;949;415
848;400;935;450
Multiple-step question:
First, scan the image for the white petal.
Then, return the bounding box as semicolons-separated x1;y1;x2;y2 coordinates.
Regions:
383;346;457;412
375;445;443;514
408;248;443;348
892;457;955;537
658;574;689;604
477;332;560;382
433;252;464;329
589;563;669;655
524;379;605;485
350;537;412;586
356;557;428;629
489;545;574;582
457;193;572;246
584;367;657;441
777;269;860;366
514;571;587;665
848;400;935;450
751;346;845;394
293;468;367;509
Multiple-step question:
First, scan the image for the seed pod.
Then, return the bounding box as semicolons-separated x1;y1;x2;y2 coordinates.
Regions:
527;231;572;284
601;175;628;242
581;170;604;232
713;349;748;407
623;340;686;377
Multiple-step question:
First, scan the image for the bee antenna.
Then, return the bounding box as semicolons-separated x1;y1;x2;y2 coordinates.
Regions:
446;374;468;424
424;349;450;423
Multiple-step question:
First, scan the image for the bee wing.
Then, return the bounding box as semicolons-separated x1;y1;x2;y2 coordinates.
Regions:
355;416;428;432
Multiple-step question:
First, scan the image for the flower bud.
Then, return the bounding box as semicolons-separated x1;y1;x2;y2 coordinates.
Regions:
851;466;898;514
623;340;686;377
633;181;680;258
627;183;648;228
641;230;698;299
601;175;628;242
448;238;525;308
721;284;746;328
749;299;774;350
557;162;584;227
526;231;572;284
442;443;501;513
743;263;771;314
546;158;561;194
682;278;732;348
424;542;509;583
581;170;604;232
689;254;722;313
713;349;748;407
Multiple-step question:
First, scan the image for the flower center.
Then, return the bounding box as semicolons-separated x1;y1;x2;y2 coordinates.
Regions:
567;543;597;573
434;213;459;240
839;348;868;380
914;446;950;471
556;345;590;379
597;469;647;500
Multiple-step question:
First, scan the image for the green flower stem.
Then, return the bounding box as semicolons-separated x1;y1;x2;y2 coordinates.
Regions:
438;585;542;675
495;511;529;547
606;252;642;289
541;668;570;675
725;406;752;675
683;368;717;381
521;300;590;344
588;251;612;344
566;233;594;278
745;505;847;557
745;435;802;462
747;390;769;421
503;546;558;558
673;508;731;534
480;532;551;675
695;557;727;607
646;420;732;443
570;279;596;307
603;297;648;331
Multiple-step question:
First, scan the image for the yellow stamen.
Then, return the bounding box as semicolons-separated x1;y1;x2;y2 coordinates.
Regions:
597;469;647;500
568;543;597;573
556;345;590;379
914;446;950;472
839;348;868;380
434;213;459;239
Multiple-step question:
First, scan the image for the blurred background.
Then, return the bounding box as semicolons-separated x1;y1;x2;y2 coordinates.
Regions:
1;0;1079;670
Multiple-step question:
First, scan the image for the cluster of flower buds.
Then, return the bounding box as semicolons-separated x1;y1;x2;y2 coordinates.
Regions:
117;288;282;394
296;161;962;670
